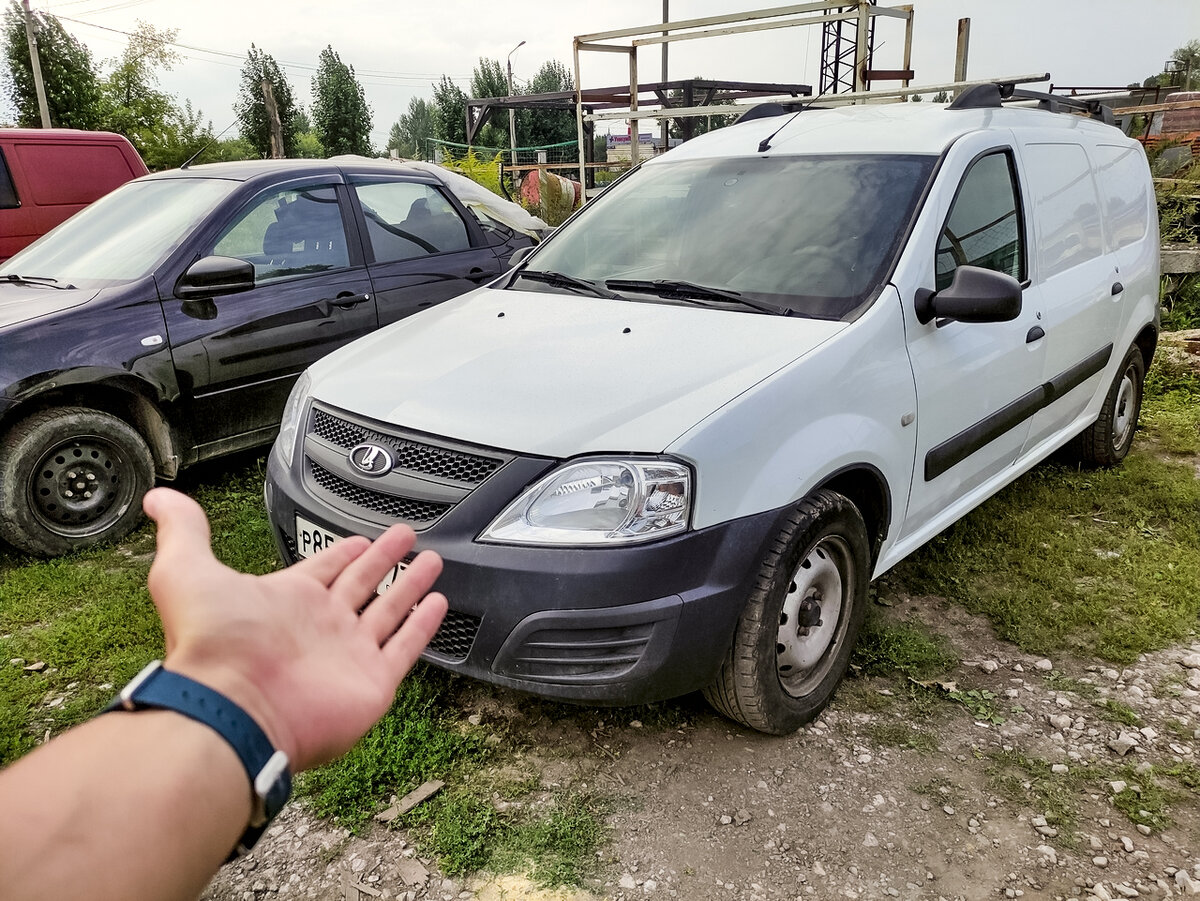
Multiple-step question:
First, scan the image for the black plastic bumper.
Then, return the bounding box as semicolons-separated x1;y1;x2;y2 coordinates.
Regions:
265;447;783;705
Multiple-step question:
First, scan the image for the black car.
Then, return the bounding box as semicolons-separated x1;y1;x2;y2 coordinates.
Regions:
0;158;536;556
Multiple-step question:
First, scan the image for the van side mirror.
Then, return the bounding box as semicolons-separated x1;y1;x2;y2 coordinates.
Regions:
914;265;1022;325
175;255;255;300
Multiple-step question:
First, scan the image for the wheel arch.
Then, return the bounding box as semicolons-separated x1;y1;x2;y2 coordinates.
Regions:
1133;323;1157;372
1;377;181;479
814;463;891;567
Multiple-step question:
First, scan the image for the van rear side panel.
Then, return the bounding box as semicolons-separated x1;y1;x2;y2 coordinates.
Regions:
0;130;147;262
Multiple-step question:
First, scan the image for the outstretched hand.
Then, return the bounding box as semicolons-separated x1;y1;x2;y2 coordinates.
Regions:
142;487;448;771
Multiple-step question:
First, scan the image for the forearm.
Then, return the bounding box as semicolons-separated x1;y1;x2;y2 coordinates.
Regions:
0;710;250;901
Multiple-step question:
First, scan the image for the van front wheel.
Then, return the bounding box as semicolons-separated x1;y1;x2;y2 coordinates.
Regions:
704;489;870;735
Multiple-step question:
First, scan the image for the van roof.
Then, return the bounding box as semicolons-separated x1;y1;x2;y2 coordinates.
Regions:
658;101;1133;163
139;157;442;184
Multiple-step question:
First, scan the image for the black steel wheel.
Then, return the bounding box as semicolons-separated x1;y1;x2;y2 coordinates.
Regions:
0;407;154;556
704;489;870;735
1071;345;1145;467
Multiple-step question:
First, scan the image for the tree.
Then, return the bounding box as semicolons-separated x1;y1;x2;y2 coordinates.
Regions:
1;2;103;128
1167;39;1200;90
522;59;575;147
469;57;509;148
234;44;299;158
388;96;434;159
930;90;950;104
100;20;181;158
667;78;735;140
432;74;467;146
311;45;371;157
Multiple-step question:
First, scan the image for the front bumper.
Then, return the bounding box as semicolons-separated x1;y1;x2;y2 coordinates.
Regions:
265;439;783;706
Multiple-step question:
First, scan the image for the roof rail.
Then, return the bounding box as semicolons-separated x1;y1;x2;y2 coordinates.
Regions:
948;82;1115;126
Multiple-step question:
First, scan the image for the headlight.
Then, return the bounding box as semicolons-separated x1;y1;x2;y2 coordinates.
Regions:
481;458;691;546
275;370;311;468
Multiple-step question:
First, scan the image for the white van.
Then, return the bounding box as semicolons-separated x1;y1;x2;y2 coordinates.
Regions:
264;83;1159;734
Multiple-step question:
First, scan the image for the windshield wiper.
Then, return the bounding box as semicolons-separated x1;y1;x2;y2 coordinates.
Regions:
605;278;789;315
3;274;74;290
516;269;622;299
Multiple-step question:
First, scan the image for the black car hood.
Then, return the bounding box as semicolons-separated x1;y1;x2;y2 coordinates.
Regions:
0;283;99;329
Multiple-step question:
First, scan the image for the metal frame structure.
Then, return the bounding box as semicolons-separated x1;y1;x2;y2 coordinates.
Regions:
570;2;916;189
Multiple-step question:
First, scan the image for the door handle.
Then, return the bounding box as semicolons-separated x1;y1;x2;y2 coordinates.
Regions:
317;292;370;316
1026;325;1045;343
1111;281;1123;296
468;267;496;283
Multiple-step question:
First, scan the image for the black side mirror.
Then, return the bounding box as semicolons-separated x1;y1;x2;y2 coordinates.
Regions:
914;265;1022;325
175;255;256;300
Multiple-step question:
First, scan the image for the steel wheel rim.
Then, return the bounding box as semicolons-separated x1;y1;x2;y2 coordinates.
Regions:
776;535;853;697
27;434;133;538
1112;366;1137;451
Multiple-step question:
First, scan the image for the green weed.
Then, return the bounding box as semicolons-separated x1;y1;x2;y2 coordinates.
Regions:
1096;699;1142;727
851;611;958;679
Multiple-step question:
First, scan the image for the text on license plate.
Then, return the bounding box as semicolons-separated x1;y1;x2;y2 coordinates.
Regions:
295;515;406;595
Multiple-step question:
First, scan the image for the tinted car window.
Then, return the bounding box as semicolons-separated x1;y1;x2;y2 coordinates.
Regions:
936;151;1024;290
0;149;18;209
354;181;471;262
214;184;349;281
524;154;936;319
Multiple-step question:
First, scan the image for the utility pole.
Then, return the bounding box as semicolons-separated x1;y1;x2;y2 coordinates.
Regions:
21;0;51;128
507;40;525;168
261;80;285;159
660;0;668;154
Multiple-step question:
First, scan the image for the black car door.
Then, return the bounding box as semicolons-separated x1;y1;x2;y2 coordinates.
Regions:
348;176;503;327
161;180;376;459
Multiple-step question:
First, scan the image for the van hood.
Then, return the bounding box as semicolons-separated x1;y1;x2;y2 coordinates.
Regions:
309;287;846;457
0;283;97;328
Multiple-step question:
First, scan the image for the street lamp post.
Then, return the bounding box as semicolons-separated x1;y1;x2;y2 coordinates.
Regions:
507;40;525;169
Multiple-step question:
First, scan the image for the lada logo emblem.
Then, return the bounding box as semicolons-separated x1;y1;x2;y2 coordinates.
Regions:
348;443;394;477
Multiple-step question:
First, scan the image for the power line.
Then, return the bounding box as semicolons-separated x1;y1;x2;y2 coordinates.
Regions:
54;12;471;85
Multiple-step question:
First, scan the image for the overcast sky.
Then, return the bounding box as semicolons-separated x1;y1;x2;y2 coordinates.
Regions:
12;0;1200;149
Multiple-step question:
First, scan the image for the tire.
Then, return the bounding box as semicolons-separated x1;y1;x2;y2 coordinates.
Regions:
1071;346;1145;467
0;407;155;556
704;489;870;735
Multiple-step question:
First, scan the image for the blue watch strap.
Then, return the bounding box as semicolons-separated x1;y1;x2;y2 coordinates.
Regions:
104;660;292;859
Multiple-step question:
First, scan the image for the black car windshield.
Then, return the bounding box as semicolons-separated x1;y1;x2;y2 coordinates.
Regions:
0;177;239;289
521;153;937;319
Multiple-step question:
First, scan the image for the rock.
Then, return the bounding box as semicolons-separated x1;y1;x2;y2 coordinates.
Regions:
1035;658;1054;671
1139;726;1158;740
642;879;657;892
979;660;1000;674
1112;885;1138;899
23;661;46;673
1108;735;1139;757
813;862;826;877
1050;714;1073;731
619;875;637;890
1037;845;1058;865
1052;764;1069;775
734;809;751;826
1176;870;1199;894
9;658;24;667
394;859;429;887
630;720;643;728
1181;653;1200;669
719;815;732;826
467;714;482;726
1119;836;1134;852
863;832;879;847
943;805;955;816
1094;857;1109;868
1136;824;1151;836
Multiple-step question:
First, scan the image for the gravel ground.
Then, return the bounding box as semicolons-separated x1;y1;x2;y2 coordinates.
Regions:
204;591;1200;901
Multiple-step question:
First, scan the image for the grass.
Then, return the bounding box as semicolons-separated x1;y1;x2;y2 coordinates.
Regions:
891;354;1200;665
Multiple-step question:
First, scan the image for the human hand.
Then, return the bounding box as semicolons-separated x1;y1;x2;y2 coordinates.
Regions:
141;487;447;771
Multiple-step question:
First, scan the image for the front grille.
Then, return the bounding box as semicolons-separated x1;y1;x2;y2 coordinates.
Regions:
310;462;450;523
427;610;481;660
507;623;654;679
312;408;502;484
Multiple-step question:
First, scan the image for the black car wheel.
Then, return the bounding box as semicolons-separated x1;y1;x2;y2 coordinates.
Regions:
704;489;870;735
1071;345;1145;467
0;407;154;556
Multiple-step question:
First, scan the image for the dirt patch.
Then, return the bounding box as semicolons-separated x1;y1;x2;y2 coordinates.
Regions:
204;587;1199;901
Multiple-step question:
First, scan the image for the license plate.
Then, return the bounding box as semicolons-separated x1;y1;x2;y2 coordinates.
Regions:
295;515;406;595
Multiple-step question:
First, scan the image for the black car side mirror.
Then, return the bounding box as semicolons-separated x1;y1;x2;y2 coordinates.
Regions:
175;255;256;300
506;246;535;268
914;265;1022;325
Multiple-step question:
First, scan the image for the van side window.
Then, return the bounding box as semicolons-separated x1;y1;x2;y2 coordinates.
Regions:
1091;144;1150;253
0;150;18;209
214;185;349;282
1022;143;1104;279
353;181;471;263
936;151;1024;291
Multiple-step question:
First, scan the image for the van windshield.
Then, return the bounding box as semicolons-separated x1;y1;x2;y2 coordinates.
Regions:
520;153;936;319
0;177;239;288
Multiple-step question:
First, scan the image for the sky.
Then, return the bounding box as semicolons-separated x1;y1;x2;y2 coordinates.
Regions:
9;0;1200;150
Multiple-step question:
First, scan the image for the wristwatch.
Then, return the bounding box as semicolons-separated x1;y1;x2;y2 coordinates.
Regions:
104;660;292;860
